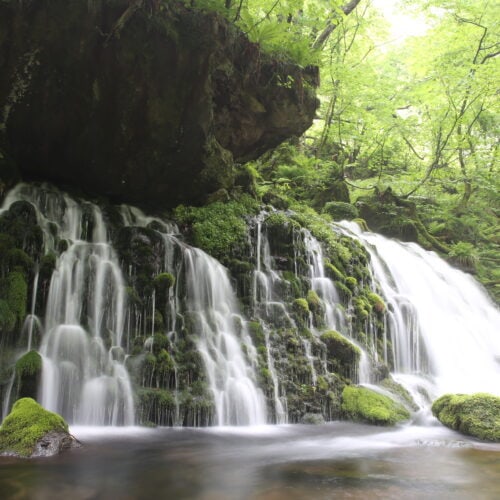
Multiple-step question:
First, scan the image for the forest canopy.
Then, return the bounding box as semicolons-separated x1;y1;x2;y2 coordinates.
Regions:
185;0;499;299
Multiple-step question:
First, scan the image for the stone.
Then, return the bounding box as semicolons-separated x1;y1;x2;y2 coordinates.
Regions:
432;393;500;442
0;398;80;458
0;0;318;208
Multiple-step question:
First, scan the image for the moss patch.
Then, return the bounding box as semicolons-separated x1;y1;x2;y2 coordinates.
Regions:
431;393;500;442
0;398;69;457
341;385;410;426
321;330;360;380
323;201;359;221
174;196;258;262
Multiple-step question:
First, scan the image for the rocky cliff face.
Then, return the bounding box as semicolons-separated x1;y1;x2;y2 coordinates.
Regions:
0;0;318;208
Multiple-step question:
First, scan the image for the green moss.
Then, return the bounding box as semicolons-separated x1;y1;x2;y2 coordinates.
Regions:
292;298;309;316
174;196;258;261
345;276;358;292
282;271;303;298
248;321;265;346
353;297;370;320
341;386;410;426
39;253;56;282
320;330;360;380
0;398;68;457
306;290;321;312
380;378;419;411
289;204;352;270
0;299;16;333
153;272;176;290
335;281;352;301
324;260;345;281
367;292;386;314
14;351;42;400
352;218;369;231
323;201;359;221
15;351;42;378
431;393;500;442
4;271;27;327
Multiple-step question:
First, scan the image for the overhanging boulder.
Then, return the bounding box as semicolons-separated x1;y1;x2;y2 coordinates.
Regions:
0;0;318;207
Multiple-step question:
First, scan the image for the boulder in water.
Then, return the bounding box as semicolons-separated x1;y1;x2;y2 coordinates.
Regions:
432;393;500;442
0;398;80;458
341;385;410;426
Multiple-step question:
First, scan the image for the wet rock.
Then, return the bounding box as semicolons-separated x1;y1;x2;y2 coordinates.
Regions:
0;0;318;208
432;393;500;442
341;385;410;426
0;398;80;458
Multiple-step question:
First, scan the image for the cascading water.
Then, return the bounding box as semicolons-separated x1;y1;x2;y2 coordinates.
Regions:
302;228;371;384
251;215;290;423
2;182;499;427
1;184;135;424
339;221;500;401
116;207;267;426
184;248;267;425
1;184;267;426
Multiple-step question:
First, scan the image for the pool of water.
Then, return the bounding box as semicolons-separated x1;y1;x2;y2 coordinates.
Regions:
1;422;499;499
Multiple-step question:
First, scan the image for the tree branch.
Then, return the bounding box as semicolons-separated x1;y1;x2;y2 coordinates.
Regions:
312;0;362;50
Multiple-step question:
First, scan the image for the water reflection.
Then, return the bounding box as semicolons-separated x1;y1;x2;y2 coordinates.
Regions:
0;424;499;499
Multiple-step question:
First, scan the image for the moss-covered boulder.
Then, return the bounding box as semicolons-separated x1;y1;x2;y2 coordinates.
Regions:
0;398;79;458
431;393;500;442
14;351;42;400
321;331;360;380
323;201;359;221
341;385;411;425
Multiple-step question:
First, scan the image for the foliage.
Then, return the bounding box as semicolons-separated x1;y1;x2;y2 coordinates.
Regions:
341;385;411;425
0;398;68;457
448;241;479;270
245;0;498;300
432;393;500;441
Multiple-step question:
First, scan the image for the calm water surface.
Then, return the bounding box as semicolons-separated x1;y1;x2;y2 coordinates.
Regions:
1;422;499;499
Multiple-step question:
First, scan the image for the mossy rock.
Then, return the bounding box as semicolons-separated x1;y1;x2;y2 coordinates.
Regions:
293;297;309;312
15;351;42;400
341;386;410;426
320;330;360;380
153;272;175;290
367;292;386;314
306;290;321;312
0;201;43;261
174;197;256;262
431;393;500;442
323;201;359;221
0;299;16;334
1;271;28;330
153;272;176;307
380;377;419;411
0;398;78;458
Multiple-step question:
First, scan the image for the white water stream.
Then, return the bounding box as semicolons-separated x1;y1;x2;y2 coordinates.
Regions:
340;221;500;400
1;183;499;426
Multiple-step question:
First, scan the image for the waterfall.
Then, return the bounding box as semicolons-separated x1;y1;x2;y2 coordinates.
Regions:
3;182;498;427
251;215;290;423
183;248;267;425
1;184;135;424
302;228;371;383
117;206;267;426
339;221;500;400
1;185;267;426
